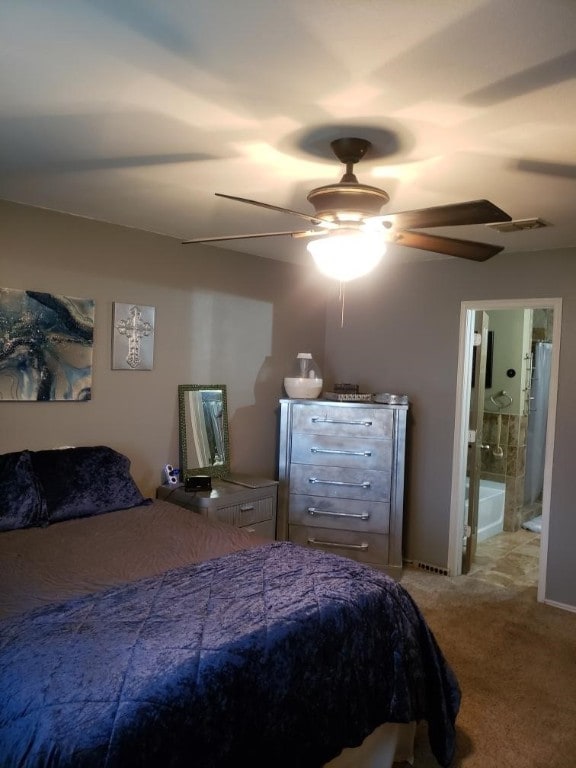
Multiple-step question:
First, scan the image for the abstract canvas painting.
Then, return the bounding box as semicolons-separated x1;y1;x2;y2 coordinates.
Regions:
0;288;94;401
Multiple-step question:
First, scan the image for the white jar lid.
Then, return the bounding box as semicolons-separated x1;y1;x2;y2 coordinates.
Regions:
297;352;312;358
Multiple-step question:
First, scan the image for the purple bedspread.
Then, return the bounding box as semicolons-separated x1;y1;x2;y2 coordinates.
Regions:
0;542;460;767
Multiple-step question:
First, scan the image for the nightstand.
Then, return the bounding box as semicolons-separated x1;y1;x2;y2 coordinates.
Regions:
156;475;278;539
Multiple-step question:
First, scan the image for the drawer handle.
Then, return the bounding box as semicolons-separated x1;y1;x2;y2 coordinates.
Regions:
307;537;369;551
307;506;370;521
311;447;372;457
311;417;373;427
239;504;255;512
308;477;371;489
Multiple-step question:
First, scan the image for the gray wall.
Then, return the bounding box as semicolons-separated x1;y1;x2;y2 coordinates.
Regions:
2;199;574;610
0;200;329;497
323;249;576;608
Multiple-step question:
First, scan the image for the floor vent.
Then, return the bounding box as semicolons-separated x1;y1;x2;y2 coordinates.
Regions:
415;561;449;576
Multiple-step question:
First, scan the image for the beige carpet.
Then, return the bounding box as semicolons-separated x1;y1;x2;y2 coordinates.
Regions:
396;559;576;767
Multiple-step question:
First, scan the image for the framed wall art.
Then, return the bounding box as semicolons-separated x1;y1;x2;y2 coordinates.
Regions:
0;287;95;401
112;303;155;370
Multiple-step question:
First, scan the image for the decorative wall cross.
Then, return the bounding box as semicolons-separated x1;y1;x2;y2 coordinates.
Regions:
112;303;155;370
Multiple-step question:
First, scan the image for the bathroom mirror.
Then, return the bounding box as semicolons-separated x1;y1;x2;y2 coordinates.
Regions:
178;384;230;480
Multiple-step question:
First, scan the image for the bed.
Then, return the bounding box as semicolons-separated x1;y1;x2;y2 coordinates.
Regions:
0;446;460;768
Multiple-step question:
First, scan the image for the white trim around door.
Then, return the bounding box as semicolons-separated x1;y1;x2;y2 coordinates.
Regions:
448;298;562;604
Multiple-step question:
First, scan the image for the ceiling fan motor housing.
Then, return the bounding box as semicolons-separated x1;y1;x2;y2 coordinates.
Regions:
306;183;390;222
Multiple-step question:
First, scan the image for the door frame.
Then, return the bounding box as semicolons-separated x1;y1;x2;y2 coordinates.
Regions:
448;297;562;603
463;311;489;574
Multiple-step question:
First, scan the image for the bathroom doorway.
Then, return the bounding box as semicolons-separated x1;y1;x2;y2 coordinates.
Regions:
448;298;562;602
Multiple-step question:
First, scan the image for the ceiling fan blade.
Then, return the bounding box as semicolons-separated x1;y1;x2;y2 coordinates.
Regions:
396;230;504;261
215;193;334;226
516;159;576;180
182;230;310;244
385;199;512;230
291;229;329;239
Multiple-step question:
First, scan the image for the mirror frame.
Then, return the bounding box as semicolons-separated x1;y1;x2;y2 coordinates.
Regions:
178;384;230;480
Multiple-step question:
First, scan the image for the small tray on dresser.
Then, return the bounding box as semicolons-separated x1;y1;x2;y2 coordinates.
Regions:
372;393;409;405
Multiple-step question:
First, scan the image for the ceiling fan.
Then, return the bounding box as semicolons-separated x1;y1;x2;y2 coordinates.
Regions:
182;137;512;266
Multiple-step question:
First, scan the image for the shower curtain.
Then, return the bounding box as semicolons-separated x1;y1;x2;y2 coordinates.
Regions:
524;342;552;505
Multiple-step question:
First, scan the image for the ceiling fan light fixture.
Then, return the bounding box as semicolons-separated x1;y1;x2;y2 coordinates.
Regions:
307;229;386;282
335;211;364;223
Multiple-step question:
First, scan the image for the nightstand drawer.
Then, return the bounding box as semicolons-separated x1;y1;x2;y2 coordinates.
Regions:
217;495;275;527
240;518;276;538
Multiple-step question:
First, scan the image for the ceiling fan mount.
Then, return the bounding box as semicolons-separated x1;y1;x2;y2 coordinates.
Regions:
306;138;390;222
329;137;371;170
182;135;513;265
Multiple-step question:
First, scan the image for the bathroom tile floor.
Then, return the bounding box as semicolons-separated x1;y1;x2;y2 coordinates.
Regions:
470;528;541;588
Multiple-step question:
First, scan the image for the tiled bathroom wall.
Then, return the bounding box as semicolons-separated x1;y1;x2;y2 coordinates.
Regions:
481;411;530;531
479;309;553;532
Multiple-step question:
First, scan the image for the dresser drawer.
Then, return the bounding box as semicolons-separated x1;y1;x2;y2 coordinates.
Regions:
292;403;393;438
289;494;389;533
289;464;390;502
291;433;391;470
289;524;390;566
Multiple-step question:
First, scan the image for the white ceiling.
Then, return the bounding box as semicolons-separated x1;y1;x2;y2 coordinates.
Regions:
1;0;575;267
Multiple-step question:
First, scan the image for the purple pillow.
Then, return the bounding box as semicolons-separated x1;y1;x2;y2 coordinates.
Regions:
0;450;46;531
29;446;149;524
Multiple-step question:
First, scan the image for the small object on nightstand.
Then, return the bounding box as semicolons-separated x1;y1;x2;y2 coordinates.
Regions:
163;464;179;485
184;475;212;492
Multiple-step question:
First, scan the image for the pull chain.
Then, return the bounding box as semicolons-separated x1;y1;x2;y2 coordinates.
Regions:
339;282;346;328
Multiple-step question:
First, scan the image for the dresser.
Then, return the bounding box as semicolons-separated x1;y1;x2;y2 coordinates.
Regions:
156;476;278;539
277;398;408;576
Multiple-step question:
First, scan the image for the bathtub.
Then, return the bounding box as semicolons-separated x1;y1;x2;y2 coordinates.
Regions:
465;478;505;542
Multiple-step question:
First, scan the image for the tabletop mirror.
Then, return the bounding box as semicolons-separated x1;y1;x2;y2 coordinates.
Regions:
178;384;230;480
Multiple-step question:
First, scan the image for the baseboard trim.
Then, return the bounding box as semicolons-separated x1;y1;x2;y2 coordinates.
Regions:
543;597;576;614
